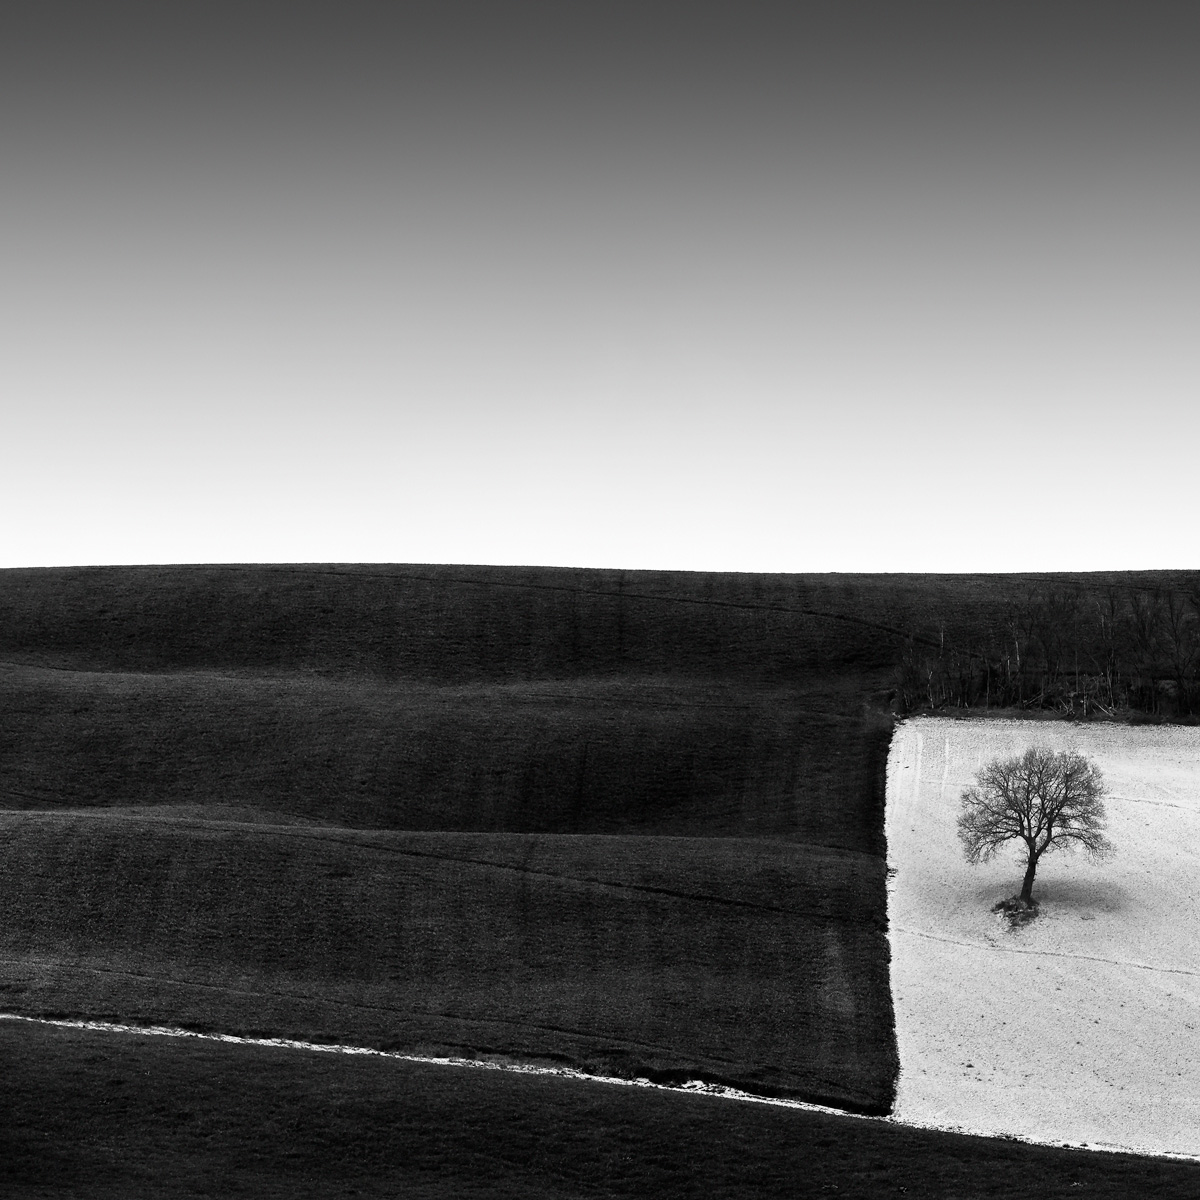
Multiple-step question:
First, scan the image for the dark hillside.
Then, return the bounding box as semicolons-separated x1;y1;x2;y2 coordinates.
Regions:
0;563;923;681
3;1021;1198;1199
9;563;1192;1139
0;665;890;847
5;563;1196;701
0;811;894;1110
0;563;902;1113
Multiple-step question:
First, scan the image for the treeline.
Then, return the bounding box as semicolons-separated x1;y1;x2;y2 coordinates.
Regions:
894;583;1200;719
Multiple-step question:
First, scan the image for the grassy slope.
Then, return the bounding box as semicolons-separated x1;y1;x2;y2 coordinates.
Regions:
0;564;913;680
0;667;890;846
6;563;1198;1189
0;811;891;1108
4;564;1195;680
0;564;899;1111
3;1020;1197;1200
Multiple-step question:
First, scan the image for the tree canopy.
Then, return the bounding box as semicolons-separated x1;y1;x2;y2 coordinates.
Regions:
958;746;1114;904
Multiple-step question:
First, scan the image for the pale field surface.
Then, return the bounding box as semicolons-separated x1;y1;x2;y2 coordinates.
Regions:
886;716;1200;1159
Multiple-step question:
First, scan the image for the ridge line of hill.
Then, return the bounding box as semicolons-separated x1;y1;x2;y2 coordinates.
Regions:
283;566;936;646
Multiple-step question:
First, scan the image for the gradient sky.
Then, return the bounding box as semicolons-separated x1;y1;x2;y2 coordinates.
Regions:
3;2;1197;572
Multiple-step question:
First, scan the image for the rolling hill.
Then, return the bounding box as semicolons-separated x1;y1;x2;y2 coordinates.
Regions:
3;563;1199;1195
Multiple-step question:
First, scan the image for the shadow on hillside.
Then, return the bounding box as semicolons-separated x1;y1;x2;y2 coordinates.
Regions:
1033;875;1132;916
959;873;1132;925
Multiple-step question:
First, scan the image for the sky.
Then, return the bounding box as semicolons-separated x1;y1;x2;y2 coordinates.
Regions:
2;2;1198;573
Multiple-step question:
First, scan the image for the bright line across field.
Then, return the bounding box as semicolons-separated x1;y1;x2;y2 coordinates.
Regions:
2;1011;1197;1165
0;1010;861;1115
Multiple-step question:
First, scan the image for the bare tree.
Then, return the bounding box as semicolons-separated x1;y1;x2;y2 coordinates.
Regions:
1161;590;1199;715
1126;589;1165;714
1088;586;1124;713
958;747;1114;905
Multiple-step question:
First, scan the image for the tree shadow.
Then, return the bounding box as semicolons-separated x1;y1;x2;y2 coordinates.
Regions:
1032;875;1132;916
962;872;1132;931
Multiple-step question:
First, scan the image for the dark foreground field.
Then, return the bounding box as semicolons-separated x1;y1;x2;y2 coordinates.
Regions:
4;1021;1197;1200
2;564;1199;1194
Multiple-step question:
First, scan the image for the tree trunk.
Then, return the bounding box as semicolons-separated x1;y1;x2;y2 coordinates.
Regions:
1020;852;1038;903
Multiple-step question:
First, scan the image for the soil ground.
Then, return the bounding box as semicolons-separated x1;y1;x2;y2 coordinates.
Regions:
886;716;1200;1158
4;1018;1199;1200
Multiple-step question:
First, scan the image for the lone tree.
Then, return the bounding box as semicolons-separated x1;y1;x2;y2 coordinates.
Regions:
958;746;1114;905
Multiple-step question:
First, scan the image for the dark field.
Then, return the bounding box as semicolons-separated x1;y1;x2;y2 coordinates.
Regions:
0;564;900;1113
0;667;890;845
0;564;920;680
0;812;891;1108
4;1021;1198;1200
4;564;1195;681
2;563;1198;1194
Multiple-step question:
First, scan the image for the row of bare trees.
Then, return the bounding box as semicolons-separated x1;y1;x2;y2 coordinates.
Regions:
894;584;1200;718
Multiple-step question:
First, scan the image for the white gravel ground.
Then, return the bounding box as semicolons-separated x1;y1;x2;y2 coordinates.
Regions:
886;716;1200;1159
